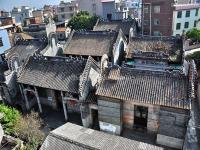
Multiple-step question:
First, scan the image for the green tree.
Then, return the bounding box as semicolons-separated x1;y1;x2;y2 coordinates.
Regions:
0;104;20;134
68;11;99;30
186;28;200;42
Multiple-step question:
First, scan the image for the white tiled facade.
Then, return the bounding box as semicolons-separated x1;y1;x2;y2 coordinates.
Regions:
172;7;200;36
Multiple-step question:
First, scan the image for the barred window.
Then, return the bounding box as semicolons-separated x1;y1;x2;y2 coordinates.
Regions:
0;38;3;47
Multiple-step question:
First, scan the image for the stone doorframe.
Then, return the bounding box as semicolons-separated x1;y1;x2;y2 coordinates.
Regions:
19;84;42;113
61;91;79;121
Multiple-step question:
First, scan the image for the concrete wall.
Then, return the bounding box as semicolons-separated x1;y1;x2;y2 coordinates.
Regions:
157;134;184;149
98;97;122;135
102;2;116;20
77;0;103;16
157;107;189;149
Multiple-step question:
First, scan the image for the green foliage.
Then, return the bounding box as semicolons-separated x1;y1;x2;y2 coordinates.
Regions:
44;18;49;24
68;11;99;30
25;138;41;150
0;104;20;135
53;15;58;22
186;28;200;41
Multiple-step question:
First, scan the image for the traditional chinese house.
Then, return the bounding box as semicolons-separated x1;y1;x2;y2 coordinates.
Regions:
63;30;127;65
94;35;196;149
17;55;100;123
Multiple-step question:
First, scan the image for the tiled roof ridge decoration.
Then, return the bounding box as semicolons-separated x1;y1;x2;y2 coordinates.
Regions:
76;30;117;35
131;36;180;41
108;65;186;79
188;60;197;101
31;55;87;63
96;65;190;109
131;50;169;60
126;36;183;60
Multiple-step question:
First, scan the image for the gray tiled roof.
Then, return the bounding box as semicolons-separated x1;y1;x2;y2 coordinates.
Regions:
40;122;164;150
64;31;118;57
6;40;46;62
93;20;134;36
17;56;86;94
96;66;190;109
79;56;100;96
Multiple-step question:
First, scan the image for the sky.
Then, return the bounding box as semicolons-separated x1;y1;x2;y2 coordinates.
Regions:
0;0;70;11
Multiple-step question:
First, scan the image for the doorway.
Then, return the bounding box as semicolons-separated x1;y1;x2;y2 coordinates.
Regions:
107;14;112;21
134;105;148;128
91;109;99;130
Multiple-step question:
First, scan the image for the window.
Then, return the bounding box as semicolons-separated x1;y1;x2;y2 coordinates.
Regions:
177;11;182;18
61;14;65;19
154;19;160;25
194;20;197;27
61;7;64;12
0;38;3;47
144;6;148;13
154;5;160;13
153;31;161;36
184;22;189;28
195;8;199;16
92;4;97;11
69;7;73;11
176;23;181;30
144;20;149;25
186;10;190;17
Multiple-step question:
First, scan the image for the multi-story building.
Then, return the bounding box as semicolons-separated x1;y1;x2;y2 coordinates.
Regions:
0;29;11;55
142;0;174;36
173;3;200;36
125;0;142;26
11;6;34;25
56;1;79;22
0;11;10;17
102;0;129;21
32;9;44;23
77;0;103;16
43;5;57;17
142;0;200;36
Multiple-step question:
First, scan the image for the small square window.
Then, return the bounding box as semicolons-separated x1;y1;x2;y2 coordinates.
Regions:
153;31;161;36
184;22;189;28
154;19;160;25
154;5;160;13
0;38;3;47
144;6;148;13
176;23;181;30
61;14;65;19
144;20;149;25
61;7;64;12
194;20;197;27
177;11;182;18
195;9;199;16
186;10;190;17
69;7;73;11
